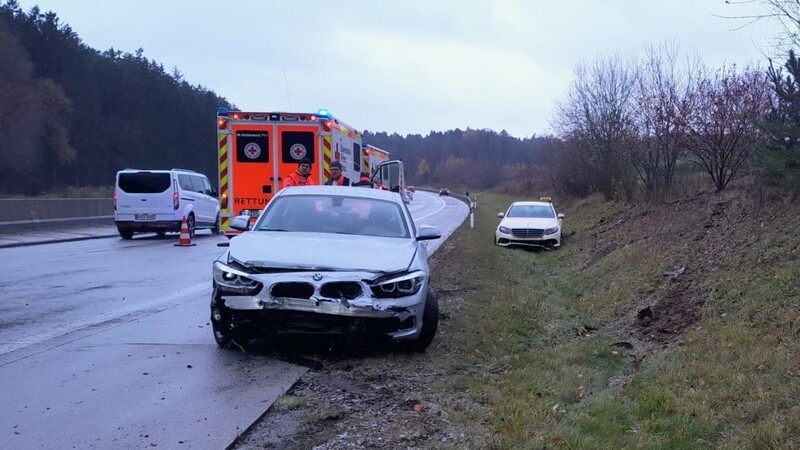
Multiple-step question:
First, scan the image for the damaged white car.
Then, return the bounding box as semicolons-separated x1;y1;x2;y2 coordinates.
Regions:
210;185;442;351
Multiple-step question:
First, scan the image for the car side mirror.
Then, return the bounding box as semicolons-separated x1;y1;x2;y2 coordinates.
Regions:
416;225;441;241
230;215;251;231
210;188;218;197
558;213;565;219
497;212;505;218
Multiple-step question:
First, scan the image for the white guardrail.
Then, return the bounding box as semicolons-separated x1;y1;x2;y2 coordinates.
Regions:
0;199;114;231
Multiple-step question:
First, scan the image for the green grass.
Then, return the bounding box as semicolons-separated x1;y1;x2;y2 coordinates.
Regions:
431;192;800;449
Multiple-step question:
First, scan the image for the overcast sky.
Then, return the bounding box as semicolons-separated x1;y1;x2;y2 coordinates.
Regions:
16;0;782;138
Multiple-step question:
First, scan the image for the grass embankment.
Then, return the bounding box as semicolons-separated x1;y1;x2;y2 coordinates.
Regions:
432;191;800;449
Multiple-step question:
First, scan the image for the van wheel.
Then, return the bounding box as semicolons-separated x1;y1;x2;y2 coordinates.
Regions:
212;214;220;235
119;230;133;240
187;214;196;238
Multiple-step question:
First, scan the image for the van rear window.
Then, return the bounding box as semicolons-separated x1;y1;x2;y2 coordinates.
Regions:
118;172;171;193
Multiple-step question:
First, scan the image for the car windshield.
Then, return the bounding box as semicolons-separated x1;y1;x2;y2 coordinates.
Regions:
255;194;409;238
507;204;555;219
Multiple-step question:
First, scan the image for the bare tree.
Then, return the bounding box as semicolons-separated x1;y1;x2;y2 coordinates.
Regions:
552;53;639;200
723;0;800;53
632;42;702;201
684;65;772;190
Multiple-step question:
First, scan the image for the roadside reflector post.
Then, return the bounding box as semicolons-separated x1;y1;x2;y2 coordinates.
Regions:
470;199;476;229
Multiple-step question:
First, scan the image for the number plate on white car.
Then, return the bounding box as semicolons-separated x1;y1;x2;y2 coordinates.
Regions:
135;213;156;221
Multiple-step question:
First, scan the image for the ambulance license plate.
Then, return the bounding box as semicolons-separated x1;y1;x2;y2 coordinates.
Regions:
135;213;155;221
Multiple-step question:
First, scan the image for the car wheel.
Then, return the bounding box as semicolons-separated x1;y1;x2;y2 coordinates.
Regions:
118;230;133;240
211;214;221;235
212;323;250;350
211;304;250;350
187;214;196;238
403;287;439;352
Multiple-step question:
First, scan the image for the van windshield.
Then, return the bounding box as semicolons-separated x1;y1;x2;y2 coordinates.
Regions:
118;172;171;193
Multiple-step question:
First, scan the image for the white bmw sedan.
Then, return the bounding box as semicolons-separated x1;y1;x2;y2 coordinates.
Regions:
494;199;564;249
211;185;442;351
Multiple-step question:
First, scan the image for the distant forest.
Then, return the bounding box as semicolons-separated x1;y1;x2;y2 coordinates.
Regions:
0;1;550;195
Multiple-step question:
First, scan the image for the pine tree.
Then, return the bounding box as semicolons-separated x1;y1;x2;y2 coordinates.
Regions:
757;50;800;190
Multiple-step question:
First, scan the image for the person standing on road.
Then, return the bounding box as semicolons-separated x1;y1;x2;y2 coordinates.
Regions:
283;158;316;188
324;161;350;186
352;171;373;187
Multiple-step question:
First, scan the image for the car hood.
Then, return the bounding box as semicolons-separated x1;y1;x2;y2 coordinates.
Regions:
228;232;417;273
500;217;559;229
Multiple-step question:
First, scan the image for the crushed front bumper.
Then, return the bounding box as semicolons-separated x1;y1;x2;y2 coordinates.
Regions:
211;264;427;341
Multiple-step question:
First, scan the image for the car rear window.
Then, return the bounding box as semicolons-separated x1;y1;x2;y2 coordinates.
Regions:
118;172;172;194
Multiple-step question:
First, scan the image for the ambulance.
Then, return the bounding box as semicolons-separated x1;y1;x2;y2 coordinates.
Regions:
362;144;390;178
216;108;405;233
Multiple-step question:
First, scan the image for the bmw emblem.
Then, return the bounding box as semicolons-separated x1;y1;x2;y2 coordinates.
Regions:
312;273;323;281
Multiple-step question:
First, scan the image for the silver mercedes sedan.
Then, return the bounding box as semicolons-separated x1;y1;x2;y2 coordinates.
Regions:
210;185;442;351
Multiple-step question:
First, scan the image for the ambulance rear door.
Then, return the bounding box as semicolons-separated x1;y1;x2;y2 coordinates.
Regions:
276;123;322;186
229;123;277;218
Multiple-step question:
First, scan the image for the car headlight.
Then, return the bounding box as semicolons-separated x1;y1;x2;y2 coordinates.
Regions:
544;226;560;235
498;226;511;234
371;271;425;298
213;261;263;295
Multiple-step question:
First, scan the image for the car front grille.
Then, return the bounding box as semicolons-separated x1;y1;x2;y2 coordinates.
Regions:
511;228;544;238
271;282;314;299
320;282;363;300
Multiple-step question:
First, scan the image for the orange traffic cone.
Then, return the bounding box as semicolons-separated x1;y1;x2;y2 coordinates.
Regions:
174;216;196;247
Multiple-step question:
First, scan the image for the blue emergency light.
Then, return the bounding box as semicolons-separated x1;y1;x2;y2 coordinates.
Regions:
217;107;229;116
316;108;331;117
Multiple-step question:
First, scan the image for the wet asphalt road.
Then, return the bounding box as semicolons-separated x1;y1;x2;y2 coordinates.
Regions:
0;191;468;449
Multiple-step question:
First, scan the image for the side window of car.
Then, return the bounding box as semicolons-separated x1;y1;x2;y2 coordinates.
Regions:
178;174;193;192
189;175;206;194
201;177;214;196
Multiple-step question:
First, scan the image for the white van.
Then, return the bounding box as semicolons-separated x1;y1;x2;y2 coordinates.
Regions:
114;169;220;239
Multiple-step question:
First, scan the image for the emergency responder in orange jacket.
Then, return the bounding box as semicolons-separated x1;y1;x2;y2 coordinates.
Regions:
283;158;316;188
352;171;373;187
324;160;350;186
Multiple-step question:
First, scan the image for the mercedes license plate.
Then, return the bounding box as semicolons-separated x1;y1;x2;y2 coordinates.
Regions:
135;213;156;221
